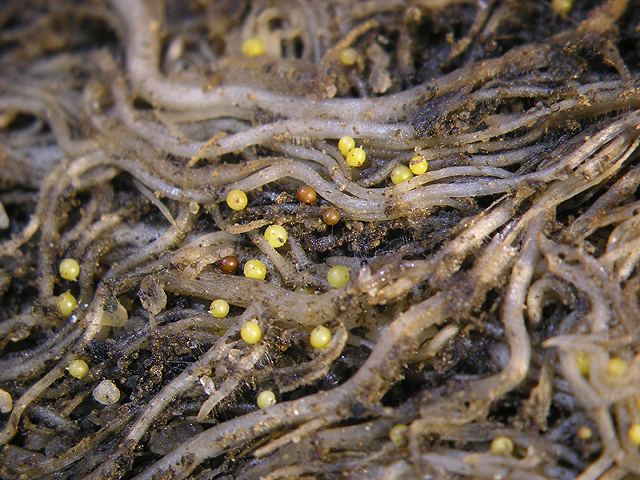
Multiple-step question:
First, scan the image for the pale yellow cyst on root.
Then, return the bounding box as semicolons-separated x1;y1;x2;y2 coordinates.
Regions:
57;291;77;317
241;320;262;344
257;390;276;408
346;147;366;167
576;351;590;376
577;426;593;441
389;424;408;446
93;380;120;405
241;37;265;57
226;189;248;211
629;424;640;445
209;299;229;318
409;155;428;175
490;436;514;455
327;265;350;288
391;165;414;184
0;388;12;414
59;258;80;281
607;357;627;378
67;359;89;379
295;286;313;295
339;47;359;66
552;0;573;14
244;259;267;279
188;201;200;214
264;225;288;248
310;325;332;349
338;136;355;156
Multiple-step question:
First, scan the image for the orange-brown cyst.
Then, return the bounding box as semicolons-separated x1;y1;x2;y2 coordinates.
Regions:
322;208;341;226
296;186;317;204
219;255;239;273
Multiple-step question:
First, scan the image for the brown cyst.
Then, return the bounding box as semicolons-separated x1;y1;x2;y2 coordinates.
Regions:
219;255;239;273
322;208;341;226
296;185;317;204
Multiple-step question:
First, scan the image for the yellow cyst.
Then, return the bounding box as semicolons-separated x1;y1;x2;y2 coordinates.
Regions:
257;390;276;409
209;299;230;318
327;265;350;288
490;436;514;455
552;0;573;14
607;357;627;378
346;147;366;167
389;424;408;447
264;225;288;248
409;155;428;175
57;291;77;317
67;359;89;379
576;351;590;376
241;320;262;344
241;37;265;57
226;189;248;211
338;136;355;156
244;259;267;280
391;165;414;185
577;426;593;441
629;424;640;445
339;47;359;66
295;286;313;295
310;325;332;349
59;258;80;281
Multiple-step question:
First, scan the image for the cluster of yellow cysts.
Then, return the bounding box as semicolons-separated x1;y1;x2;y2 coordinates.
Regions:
309;325;332;350
241;37;265;57
67;359;89;379
390;155;429;185
264;225;288;248
257;390;276;409
241;320;262;344
209;299;230;318
490;436;514;455
338;136;366;167
244;259;267;280
327;265;350;288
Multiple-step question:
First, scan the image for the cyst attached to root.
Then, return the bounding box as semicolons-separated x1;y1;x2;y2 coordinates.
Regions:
244;259;267;279
209;299;230;318
391;165;414;184
327;265;350;288
241;320;262;344
226;189;248;211
67;359;89;379
57;291;77;317
346;147;366;167
59;258;80;281
607;357;627;378
389;424;408;446
490;436;514;455
241;37;265;57
338;135;355;156
257;390;276;408
296;185;317;204
219;255;239;273
310;325;332;349
409;155;428;175
264;225;288;248
322;208;341;226
339;47;359;66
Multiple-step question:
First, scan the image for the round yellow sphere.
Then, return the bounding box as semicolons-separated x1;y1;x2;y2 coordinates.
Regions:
264;225;288;248
338;136;355;156
490;436;514;455
391;165;414;185
607;357;627;378
310;325;332;349
244;259;267;280
241;320;262;344
346;147;366;167
576;351;590;376
59;258;80;281
339;47;359;66
327;265;350;288
389;424;408;447
57;291;77;317
630;424;640;445
242;37;265;57
409;155;428;175
257;390;276;409
67;359;89;379
226;189;248;211
209;299;230;318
